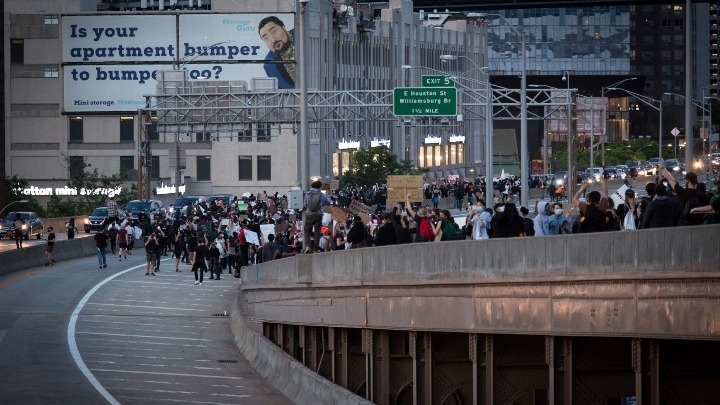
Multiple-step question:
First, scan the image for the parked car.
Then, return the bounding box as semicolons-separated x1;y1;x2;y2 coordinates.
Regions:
84;206;126;233
122;200;164;222
1;211;43;240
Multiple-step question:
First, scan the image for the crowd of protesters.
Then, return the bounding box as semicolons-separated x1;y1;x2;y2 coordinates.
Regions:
88;166;718;278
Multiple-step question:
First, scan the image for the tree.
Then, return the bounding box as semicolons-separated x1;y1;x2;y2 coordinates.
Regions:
2;176;46;217
339;146;424;186
64;156;128;214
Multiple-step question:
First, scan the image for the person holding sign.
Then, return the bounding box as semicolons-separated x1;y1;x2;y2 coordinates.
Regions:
302;180;332;254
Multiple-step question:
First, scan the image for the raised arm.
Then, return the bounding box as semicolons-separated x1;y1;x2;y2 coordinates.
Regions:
572;182;590;208
405;194;417;218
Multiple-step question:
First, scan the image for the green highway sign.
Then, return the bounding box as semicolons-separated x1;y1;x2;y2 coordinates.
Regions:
393;87;457;116
422;75;455;87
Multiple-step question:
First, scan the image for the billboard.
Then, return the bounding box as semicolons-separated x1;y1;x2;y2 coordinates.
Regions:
61;13;296;113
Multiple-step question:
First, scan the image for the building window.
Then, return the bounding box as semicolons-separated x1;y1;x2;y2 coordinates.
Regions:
238;156;253;180
257;156;272;180
120;117;134;142
10;39;24;64
68;156;85;179
69;117;83;142
44;15;59;24
257;122;271;142
151;156;160;179
196;132;210;142
44;66;59;78
197;156;211;181
120;156;135;178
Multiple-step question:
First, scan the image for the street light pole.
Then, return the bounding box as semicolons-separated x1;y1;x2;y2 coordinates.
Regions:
470;13;527;207
609;87;663;159
563;71;573;200
0;199;29;218
438;54;492;198
601;77;636;166
298;0;309;190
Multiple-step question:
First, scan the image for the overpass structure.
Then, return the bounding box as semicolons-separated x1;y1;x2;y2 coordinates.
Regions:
239;225;720;404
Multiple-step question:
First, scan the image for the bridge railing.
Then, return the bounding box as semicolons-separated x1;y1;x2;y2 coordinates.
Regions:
240;224;720;339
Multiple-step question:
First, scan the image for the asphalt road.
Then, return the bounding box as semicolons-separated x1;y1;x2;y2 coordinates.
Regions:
0;251;289;405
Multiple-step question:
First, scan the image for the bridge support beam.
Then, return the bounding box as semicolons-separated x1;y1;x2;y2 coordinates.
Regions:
485;334;494;404
564;337;573;403
546;336;555;404
424;332;433;405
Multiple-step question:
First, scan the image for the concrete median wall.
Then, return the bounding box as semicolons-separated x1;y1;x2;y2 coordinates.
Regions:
0;237;97;277
230;291;373;405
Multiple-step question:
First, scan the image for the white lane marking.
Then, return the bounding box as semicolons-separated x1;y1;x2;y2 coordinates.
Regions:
75;331;212;341
91;369;245;380
68;263;147;405
85;303;208;312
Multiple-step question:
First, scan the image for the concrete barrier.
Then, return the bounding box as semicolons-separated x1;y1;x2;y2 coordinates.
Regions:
0;237;97;277
230;291;373;405
43;216;89;235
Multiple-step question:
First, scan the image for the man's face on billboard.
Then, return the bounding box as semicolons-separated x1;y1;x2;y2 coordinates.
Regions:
260;21;291;53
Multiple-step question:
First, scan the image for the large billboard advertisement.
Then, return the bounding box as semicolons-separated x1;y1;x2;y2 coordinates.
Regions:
61;13;296;113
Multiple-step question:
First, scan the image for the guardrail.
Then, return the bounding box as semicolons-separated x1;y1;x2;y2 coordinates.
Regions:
241;224;720;339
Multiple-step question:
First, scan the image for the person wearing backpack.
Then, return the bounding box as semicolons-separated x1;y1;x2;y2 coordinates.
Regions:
302;180;332;254
436;209;461;241
405;195;434;242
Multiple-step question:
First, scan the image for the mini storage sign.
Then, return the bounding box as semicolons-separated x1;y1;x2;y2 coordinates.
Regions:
61;13;293;113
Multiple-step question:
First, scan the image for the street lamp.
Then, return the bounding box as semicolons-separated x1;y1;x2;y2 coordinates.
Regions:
562;71;573;199
0;199;29;218
298;0;309;190
438;54;494;201
601;78;636;166
607;87;663;159
469;12;528;208
664;91;713;161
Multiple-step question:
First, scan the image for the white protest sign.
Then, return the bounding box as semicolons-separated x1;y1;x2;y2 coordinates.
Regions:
611;184;628;208
243;229;260;246
259;224;275;243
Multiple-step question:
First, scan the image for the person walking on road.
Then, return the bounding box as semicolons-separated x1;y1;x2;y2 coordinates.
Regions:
13;213;24;249
144;231;159;276
44;227;56;266
116;225;128;260
191;236;209;285
94;228;108;269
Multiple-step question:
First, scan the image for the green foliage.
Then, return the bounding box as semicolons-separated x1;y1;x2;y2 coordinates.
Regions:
64;155;127;214
2;175;46;217
339;146;424;187
46;195;85;217
551;139;672;172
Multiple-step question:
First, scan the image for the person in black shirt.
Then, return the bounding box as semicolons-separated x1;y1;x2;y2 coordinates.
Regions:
44;227;56;266
94;228;109;269
144;232;159;276
191;237;209;285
